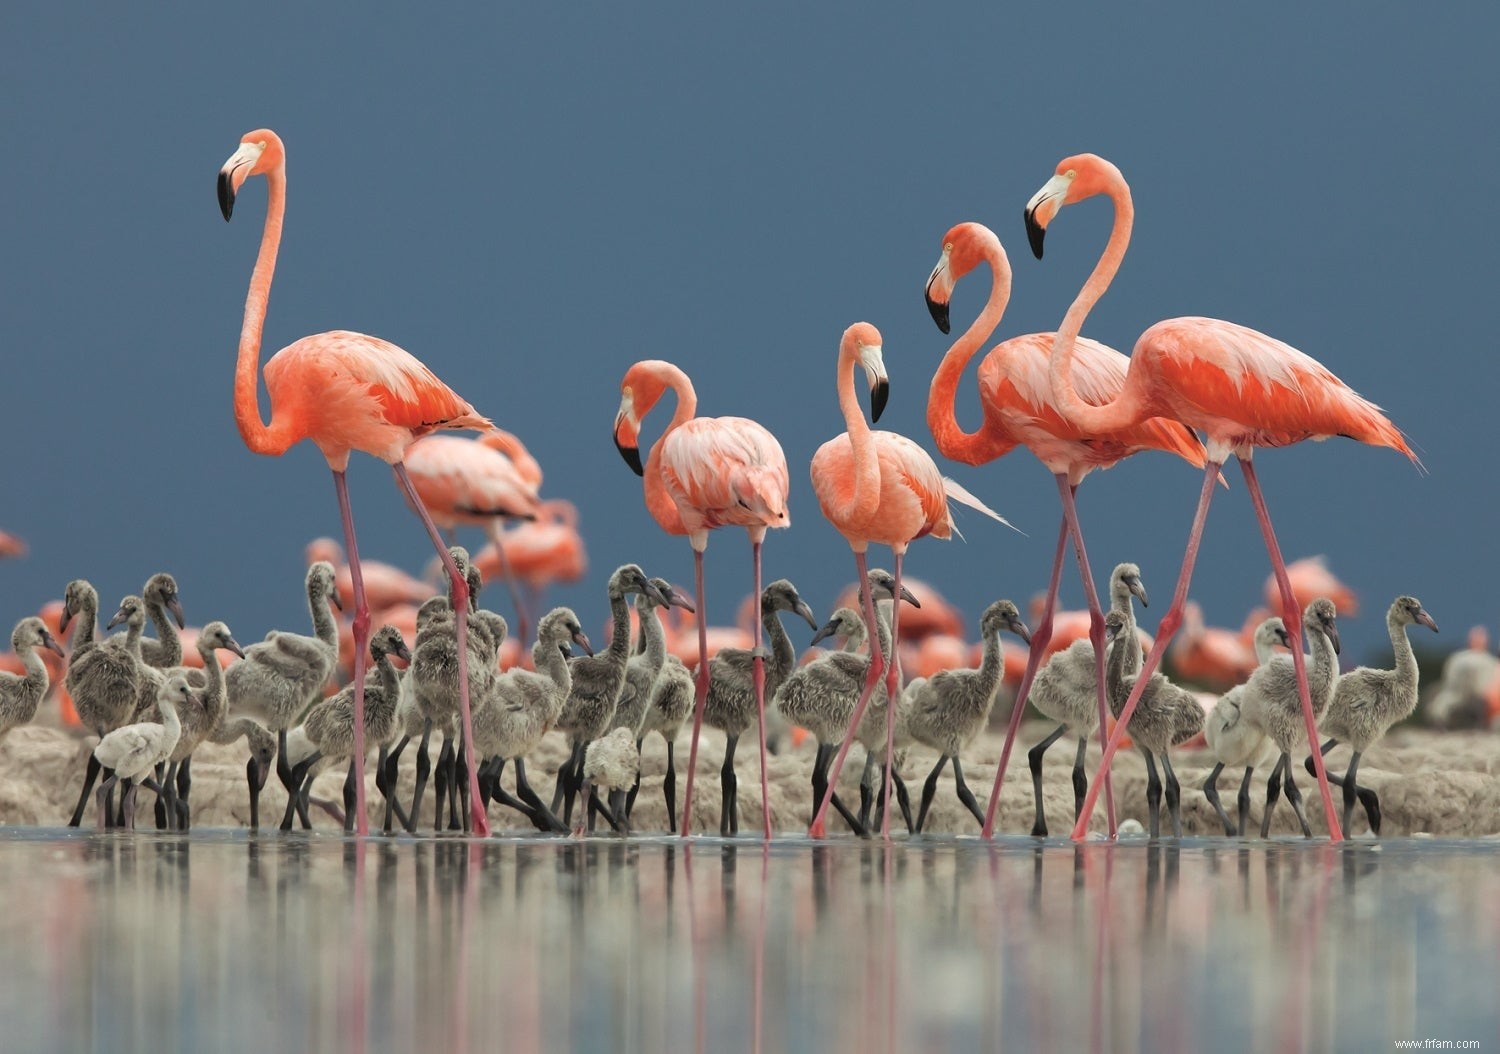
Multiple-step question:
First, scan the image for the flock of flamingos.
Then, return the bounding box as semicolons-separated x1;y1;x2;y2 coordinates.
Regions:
0;128;1443;845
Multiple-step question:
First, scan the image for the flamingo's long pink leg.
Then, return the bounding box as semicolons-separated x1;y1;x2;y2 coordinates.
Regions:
1057;476;1118;838
394;463;490;837
878;551;906;840
750;533;773;840
678;548;710;836
332;469;371;837
1069;460;1222;841
981;518;1068;838
1239;457;1343;843
809;550;883;838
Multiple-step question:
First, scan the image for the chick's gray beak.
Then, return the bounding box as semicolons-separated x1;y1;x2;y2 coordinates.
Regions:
1128;578;1149;608
1417;609;1439;633
899;586;921;608
106;608;128;630
169;597;186;629
572;629;594;657
1010;618;1032;645
810;619;839;647
226;636;247;659
643;579;670;607
795;600;818;632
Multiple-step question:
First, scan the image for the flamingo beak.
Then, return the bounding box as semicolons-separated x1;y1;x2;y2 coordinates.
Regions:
572;629;594;656
1327;623;1342;656
168;597;186;629
899;585;921;608
1416;608;1439;633
613;399;644;476
106;606;128;630
329;589;344;613
1009;617;1032;646
810;618;839;647
795;599;818;632
643;578;670;607
925;250;954;335
59;604;73;633
1024;172;1074;260
1127;576;1149;608
217;141;265;222
665;586;695;614
42;631;65;657
859;344;889;424
225;636;247;660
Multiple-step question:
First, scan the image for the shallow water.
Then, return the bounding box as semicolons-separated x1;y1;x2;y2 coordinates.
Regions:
1;830;1495;1054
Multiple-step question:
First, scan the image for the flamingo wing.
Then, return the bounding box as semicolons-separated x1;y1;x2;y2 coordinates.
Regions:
1136;318;1413;459
660;417;790;533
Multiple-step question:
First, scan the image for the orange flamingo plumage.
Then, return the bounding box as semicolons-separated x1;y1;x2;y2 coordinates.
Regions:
405;430;544;643
1024;153;1415;842
614;359;790;837
807;322;1010;839
926;220;1211;838
1267;556;1359;618
218;128;494;836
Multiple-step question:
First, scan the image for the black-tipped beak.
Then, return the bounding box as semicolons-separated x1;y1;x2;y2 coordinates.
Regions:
666;587;695;614
1276;631;1291;649
394;640;412;664
925;281;951;335
106;607;128;630
1128;579;1149;609
870;378;890;424
59;606;73;633
572;629;594;657
615;432;644;476
226;636;247;660
810;619;839;647
643;578;670;607
42;632;65;658
1024;206;1046;259
169;598;186;629
795;600;818;632
218;169;236;221
899;585;921;608
1010;618;1032;646
1417;609;1439;633
1328;624;1342;656
330;590;344;613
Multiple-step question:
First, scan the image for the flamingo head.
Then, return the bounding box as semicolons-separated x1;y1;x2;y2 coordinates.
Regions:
218;129;286;221
1303;598;1341;656
614;362;672;476
200;621;247;660
925;223;1003;335
981;599;1032;646
1024;153;1122;259
107;595;146;632
1394;596;1439;634
841;322;888;423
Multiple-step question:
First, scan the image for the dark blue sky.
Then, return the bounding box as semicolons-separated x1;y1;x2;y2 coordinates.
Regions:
3;6;1493;663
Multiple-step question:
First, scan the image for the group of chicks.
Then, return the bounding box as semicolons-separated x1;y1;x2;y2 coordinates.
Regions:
1013;563;1436;840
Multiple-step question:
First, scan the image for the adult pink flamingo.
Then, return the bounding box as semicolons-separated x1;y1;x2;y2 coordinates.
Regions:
808;322;1010;839
405;431;543;644
614;360;790;838
925;221;1210;838
218;128;494;836
1024;153;1415;842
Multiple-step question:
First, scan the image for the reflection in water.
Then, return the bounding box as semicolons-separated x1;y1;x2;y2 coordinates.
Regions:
0;831;1495;1053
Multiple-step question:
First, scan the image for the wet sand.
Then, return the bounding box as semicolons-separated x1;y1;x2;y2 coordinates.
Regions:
4;719;1498;838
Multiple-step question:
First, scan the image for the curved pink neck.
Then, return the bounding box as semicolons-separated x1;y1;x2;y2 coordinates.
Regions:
928;238;1012;466
234;164;299;456
643;363;697;534
829;337;879;522
1047;173;1150;433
